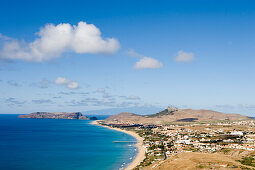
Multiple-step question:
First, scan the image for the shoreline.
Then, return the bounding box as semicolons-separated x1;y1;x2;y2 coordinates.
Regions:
90;120;146;170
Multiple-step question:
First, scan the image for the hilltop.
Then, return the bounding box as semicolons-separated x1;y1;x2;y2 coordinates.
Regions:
105;107;251;124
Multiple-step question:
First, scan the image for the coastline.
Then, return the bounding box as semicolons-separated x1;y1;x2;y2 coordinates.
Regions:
90;120;146;170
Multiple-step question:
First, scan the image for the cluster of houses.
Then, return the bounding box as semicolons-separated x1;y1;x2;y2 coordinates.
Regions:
103;119;255;167
133;120;255;163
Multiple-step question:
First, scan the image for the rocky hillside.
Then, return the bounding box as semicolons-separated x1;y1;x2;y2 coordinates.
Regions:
18;112;97;120
105;107;251;124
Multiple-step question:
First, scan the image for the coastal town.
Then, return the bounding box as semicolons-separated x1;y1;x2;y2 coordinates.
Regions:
2;1;254;170
97;109;255;169
19;108;255;169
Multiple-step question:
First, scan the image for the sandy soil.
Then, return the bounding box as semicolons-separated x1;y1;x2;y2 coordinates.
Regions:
143;152;254;170
90;120;146;170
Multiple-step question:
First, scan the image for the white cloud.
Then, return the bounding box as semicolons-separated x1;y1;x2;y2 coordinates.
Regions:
129;49;163;69
0;21;120;62
127;95;140;100
67;81;78;89
55;77;69;84
134;57;163;69
175;50;195;62
97;88;105;93
55;77;78;89
127;49;144;58
0;33;10;41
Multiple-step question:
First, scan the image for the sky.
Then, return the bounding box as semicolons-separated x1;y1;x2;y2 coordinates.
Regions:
0;0;254;116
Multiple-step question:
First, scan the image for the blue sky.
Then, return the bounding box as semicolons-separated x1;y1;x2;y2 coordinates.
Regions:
0;0;254;116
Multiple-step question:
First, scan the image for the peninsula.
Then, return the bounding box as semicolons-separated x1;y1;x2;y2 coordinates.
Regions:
18;112;97;120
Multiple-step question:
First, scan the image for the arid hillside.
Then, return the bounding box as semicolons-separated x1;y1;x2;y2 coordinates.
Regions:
105;107;251;124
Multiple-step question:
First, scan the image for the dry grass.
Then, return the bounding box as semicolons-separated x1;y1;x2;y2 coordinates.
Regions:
143;152;255;170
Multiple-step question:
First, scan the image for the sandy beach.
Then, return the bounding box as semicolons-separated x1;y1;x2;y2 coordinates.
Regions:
91;120;146;170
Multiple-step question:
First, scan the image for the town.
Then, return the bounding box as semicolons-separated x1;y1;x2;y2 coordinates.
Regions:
100;119;255;169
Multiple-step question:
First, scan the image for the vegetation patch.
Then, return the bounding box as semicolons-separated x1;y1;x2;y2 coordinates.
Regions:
239;156;255;167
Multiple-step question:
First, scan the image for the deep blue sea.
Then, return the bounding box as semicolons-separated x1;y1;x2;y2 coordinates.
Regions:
0;114;137;170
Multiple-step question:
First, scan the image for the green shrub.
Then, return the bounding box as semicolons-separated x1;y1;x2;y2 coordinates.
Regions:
239;156;255;167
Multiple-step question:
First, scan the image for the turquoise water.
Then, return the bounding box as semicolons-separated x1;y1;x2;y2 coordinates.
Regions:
0;114;137;170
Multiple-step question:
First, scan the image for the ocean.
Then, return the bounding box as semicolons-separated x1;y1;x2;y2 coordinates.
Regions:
0;114;137;170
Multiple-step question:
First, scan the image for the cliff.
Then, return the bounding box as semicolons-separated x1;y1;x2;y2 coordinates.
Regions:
18;112;97;120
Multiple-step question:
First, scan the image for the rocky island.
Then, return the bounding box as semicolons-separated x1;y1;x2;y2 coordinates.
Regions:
18;112;97;120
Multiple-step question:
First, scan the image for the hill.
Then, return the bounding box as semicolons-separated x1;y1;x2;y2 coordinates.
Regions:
105;107;251;124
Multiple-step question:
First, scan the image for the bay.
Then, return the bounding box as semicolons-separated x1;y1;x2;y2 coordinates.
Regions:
0;114;137;170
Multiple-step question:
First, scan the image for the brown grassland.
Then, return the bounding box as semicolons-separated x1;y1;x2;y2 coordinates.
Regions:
143;151;255;170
